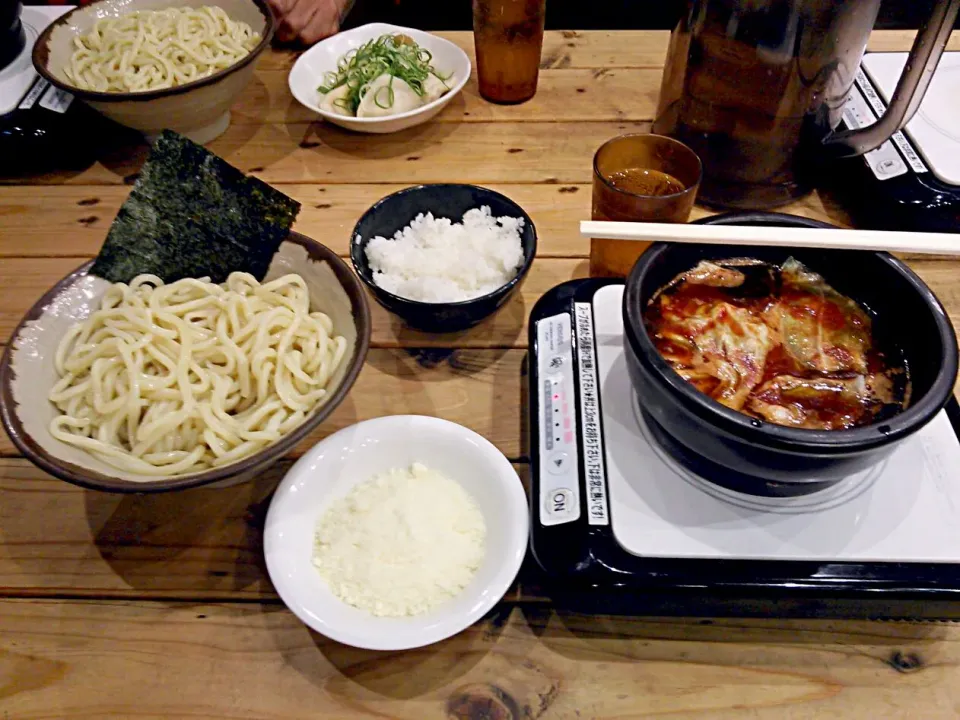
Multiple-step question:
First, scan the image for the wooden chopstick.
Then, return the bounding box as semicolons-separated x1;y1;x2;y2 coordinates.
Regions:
579;221;960;256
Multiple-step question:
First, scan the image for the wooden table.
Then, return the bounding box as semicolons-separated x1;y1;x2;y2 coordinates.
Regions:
3;30;960;719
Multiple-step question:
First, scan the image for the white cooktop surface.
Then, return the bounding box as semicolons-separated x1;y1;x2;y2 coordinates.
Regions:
863;52;960;186
595;284;960;563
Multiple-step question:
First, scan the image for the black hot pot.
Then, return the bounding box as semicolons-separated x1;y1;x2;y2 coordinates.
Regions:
622;212;959;495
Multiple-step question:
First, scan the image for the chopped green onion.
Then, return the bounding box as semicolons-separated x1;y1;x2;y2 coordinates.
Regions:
317;33;451;115
374;80;395;109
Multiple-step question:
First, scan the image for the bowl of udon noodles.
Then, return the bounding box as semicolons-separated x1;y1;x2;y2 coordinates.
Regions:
31;0;275;144
0;234;371;493
622;212;959;495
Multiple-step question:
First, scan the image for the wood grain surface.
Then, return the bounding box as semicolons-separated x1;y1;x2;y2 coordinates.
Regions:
0;457;537;601
0;184;849;258
247;30;960;71
3;29;960;719
4;600;960;719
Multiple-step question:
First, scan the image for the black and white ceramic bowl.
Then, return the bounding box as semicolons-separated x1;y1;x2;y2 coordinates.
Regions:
350;184;537;333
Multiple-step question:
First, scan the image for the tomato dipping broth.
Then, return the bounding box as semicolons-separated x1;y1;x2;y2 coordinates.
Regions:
643;257;909;430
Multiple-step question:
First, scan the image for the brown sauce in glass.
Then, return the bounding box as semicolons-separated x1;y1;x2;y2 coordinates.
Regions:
607;168;686;196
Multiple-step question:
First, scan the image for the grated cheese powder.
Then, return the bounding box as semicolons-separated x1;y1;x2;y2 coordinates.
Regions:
312;463;487;617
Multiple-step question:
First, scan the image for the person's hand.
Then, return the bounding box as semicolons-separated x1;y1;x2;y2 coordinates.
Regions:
268;0;351;45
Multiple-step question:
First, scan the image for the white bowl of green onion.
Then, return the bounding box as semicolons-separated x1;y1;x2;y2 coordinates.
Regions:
288;23;471;134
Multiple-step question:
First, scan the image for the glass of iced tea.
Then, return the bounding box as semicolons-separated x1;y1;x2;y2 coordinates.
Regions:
591;134;702;278
472;0;546;104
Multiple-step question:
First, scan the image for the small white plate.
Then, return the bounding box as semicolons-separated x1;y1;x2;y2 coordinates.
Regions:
288;23;471;134
263;415;528;650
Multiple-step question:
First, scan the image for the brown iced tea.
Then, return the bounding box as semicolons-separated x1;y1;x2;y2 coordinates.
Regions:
591;134;701;278
473;0;546;104
605;168;686;196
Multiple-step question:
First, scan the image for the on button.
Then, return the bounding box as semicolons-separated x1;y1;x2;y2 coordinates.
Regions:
544;488;575;519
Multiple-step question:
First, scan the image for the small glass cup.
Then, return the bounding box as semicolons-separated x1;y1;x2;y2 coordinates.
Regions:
590;134;702;278
472;0;546;104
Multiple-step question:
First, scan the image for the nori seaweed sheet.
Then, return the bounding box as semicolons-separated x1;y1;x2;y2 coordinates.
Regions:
90;130;300;284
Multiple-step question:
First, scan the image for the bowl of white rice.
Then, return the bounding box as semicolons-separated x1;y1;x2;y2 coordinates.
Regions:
350;184;537;333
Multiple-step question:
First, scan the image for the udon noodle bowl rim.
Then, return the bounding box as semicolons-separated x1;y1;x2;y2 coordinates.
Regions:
0;235;371;493
32;0;276;101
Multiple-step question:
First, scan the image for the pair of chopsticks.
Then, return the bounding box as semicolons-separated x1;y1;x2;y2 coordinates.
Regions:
579;221;960;256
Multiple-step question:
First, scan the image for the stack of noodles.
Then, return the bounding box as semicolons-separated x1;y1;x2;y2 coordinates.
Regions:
48;272;347;477
64;6;261;92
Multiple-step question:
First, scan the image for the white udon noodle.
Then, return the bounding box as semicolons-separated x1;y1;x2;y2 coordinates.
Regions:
48;272;348;478
63;6;261;93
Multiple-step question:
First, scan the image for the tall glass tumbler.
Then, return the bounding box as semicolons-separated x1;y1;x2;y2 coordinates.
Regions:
473;0;547;104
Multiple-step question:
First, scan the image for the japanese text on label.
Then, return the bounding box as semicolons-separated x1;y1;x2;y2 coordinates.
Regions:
574;302;608;525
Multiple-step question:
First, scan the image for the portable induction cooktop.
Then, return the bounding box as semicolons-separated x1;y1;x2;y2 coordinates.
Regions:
528;279;960;620
832;52;960;232
0;5;104;174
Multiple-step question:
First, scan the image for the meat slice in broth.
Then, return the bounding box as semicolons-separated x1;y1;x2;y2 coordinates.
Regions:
747;373;898;430
748;375;868;429
656;299;774;411
771;258;873;374
680;260;746;288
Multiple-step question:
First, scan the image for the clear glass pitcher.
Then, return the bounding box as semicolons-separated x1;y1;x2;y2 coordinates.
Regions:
652;0;960;209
